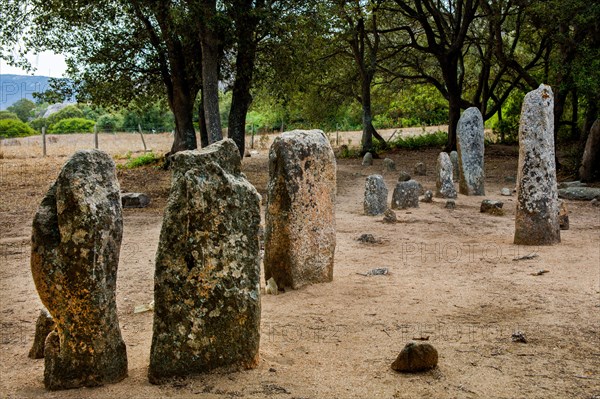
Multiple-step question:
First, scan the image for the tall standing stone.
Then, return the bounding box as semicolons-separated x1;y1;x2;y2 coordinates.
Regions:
149;140;262;383
457;107;485;195
364;175;388;216
514;84;561;245
30;150;127;390
435;152;457;199
264;130;336;290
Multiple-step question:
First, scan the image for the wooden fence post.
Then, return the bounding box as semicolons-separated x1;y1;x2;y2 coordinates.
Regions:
138;124;148;152
42;126;47;157
94;125;99;149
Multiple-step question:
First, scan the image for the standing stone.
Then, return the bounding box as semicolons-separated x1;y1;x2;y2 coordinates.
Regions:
457;107;485;195
579;119;600;182
450;150;459;181
264;130;336;290
445;199;456;209
28;308;55;359
391;342;438;373
148;140;261;383
414;162;426;176
391;180;420;209
514;84;560;245
382;208;397;224
383;158;396;172
435;152;457;199
364;175;388;216
30;150;127;390
362;152;373;166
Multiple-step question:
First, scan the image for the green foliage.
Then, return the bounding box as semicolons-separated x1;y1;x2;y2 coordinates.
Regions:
389;131;448;150
46;105;85;125
118;151;160;169
7;99;36;122
48;118;96;134
0;111;20;120
122;103;174;132
491;90;525;144
96;113;123;131
0;119;37;138
28;118;48;132
336;144;361;159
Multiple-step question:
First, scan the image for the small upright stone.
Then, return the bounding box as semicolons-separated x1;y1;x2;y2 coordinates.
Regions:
414;162;426;176
264;130;336;290
445;200;456;209
383;158;396;172
28;308;55;359
501;188;512;196
435;152;457;199
149;139;261;383
450;151;459;181
558;201;569;230
362;152;373;166
391;180;420;209
457;107;485;195
391;342;438;373
421;190;433;203
31;150;127;390
480;199;504;216
364;175;388;216
398;171;411;182
514;85;560;245
579;119;600;182
121;192;150;208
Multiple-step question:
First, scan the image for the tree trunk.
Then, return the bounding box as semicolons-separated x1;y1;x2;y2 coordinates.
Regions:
168;82;197;155
579;119;600;181
446;96;460;152
227;9;258;157
199;1;222;144
359;74;386;154
198;92;209;147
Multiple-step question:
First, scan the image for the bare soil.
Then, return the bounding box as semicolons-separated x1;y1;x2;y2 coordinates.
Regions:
0;132;599;399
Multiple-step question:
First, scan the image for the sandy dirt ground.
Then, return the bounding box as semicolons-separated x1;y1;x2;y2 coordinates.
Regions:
0;132;599;399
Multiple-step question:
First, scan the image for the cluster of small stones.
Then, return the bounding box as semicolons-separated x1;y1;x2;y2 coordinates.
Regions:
514;85;561;245
264;130;336;290
457;107;485;195
31;150;128;390
364;175;388;216
148;139;262;383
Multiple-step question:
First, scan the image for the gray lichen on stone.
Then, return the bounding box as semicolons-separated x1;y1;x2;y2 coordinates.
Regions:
435;152;457;199
364;175;388;216
457;107;485;195
148;139;262;383
31;149;127;390
264;130;336;290
514;84;560;245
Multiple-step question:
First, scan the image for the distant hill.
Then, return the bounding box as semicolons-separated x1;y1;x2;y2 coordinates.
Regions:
0;74;53;110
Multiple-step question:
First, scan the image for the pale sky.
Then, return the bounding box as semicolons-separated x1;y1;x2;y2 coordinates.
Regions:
0;51;68;78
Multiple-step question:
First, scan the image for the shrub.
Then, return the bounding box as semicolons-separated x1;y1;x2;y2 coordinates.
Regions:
118;151;161;169
97;113;123;131
389;131;447;150
0;119;37;138
28;118;48;132
0;111;20;120
46;105;85;125
48;118;96;134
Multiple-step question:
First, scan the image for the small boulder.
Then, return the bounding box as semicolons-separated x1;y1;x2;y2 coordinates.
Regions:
383;158;396;172
558;201;569;230
28;308;55;359
480;199;504;216
445;200;456;209
357;234;380;244
391;180;420;209
362;152;373;166
121;192;150;208
382;209;397;224
421;190;433;203
398;171;411;182
500;188;512;196
592;198;600;207
557;181;586;189
414;162;426;176
558;187;600;201
391;342;438;373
